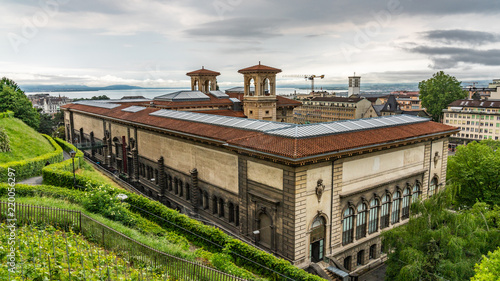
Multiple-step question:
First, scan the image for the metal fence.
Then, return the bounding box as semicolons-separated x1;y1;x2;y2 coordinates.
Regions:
0;201;247;281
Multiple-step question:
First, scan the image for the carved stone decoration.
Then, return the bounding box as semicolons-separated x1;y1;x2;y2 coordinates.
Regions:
129;138;136;150
104;130;110;140
315;179;325;202
433;151;440;166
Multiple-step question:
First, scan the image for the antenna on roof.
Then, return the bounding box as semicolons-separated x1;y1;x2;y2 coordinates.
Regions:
259;61;261;65
202;66;204;69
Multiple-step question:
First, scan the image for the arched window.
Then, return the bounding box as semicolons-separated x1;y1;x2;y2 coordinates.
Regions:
179;180;183;197
368;198;379;234
412;182;420;203
198;189;203;207
391;191;401;224
212;196;218;214
235;205;240;226
342;207;355;245
168;175;173;191
402;188;411;219
203;191;209;209
380;195;391;229
356;203;367;239
310;216;326;262
186;183;191;201
228;202;235;222
219;198;225;218
429;177;438;196
174;178;179;195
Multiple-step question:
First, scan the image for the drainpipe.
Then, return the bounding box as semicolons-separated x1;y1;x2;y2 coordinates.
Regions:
329;158;337;260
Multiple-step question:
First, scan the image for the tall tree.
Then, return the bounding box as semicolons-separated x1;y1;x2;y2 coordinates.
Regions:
447;140;500;207
419;71;467;122
0;80;40;130
383;192;500;281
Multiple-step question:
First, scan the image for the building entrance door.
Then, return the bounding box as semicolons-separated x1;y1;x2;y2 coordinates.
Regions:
310;239;324;262
310;216;326;263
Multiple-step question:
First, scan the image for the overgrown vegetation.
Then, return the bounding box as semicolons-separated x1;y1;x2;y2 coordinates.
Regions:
0;224;166;280
0;77;40;130
383;140;500;281
0;128;10;153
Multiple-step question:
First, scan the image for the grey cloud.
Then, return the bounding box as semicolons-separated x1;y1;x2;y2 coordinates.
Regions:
184;18;283;39
408;46;500;68
422;30;500;45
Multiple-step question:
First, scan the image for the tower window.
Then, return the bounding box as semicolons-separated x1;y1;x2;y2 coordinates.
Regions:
250;111;253;115
266;110;269;115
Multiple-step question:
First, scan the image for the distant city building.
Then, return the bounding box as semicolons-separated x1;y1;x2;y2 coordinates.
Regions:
378;91;422;111
28;93;71;114
443;99;500;146
293;97;377;124
348;75;360;97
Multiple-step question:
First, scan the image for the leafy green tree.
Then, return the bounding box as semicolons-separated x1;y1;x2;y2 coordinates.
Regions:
383;192;500;281
419;71;467;122
0;79;40;130
447;140;500;207
38;113;55;135
472;247;500;281
73;95;110;101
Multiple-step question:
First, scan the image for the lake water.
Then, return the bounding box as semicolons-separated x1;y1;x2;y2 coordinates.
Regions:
26;87;349;100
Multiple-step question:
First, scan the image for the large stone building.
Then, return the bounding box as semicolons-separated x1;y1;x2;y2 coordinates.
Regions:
293;97;378;124
62;64;457;277
29;93;71;115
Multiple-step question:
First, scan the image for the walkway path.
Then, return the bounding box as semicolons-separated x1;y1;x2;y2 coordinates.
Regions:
19;151;71;186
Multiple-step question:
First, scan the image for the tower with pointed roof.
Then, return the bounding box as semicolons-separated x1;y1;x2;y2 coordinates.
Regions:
238;62;281;121
186;67;220;94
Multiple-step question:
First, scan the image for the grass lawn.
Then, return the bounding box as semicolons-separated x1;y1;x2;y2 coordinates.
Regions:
0;118;54;163
1;196;198;261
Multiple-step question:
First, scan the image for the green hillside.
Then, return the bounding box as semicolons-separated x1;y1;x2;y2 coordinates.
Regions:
0;117;54;163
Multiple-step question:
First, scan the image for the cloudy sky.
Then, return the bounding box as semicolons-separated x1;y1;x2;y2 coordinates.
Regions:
2;0;500;88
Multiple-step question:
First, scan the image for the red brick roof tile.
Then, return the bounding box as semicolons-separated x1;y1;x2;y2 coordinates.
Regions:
238;63;282;73
63;103;458;161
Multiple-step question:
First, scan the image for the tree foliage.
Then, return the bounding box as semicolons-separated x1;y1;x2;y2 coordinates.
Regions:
472;247;500;281
0;77;40;130
447;140;500;207
383;191;500;281
73;95;110;101
419;71;467;122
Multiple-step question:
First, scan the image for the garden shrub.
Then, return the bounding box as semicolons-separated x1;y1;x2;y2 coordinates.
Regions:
38;138;326;281
0;134;63;181
0;127;10;152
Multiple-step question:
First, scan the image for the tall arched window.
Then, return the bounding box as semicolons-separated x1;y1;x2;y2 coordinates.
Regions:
212;196;218;214
228;203;235;222
179;180;183;197
219;198;224;218
380;195;391;229
174;178;179;195
356;203;367;239
412;182;420;203
368;198;379;234
342;207;355;245
186;183;191;201
391;191;401;224
429;177;438;196
402;188;411;219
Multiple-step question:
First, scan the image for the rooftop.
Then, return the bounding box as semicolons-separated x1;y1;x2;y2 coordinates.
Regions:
62;101;457;161
448;99;500;109
238;63;282;74
186;67;221;76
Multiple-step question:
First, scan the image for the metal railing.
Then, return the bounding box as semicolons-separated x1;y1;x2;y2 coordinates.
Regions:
0;201;247;281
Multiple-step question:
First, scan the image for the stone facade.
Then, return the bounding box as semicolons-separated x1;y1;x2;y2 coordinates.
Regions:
64;104;456;275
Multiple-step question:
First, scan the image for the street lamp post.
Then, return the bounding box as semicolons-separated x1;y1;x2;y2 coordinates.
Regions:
70;150;76;188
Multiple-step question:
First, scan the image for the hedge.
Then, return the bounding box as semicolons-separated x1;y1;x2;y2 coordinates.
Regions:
42;138;84;187
41;139;325;281
0;110;14;119
0;134;63;182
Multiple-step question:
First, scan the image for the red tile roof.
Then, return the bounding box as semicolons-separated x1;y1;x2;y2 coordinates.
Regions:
62;102;458;162
238;63;282;73
186;68;220;76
